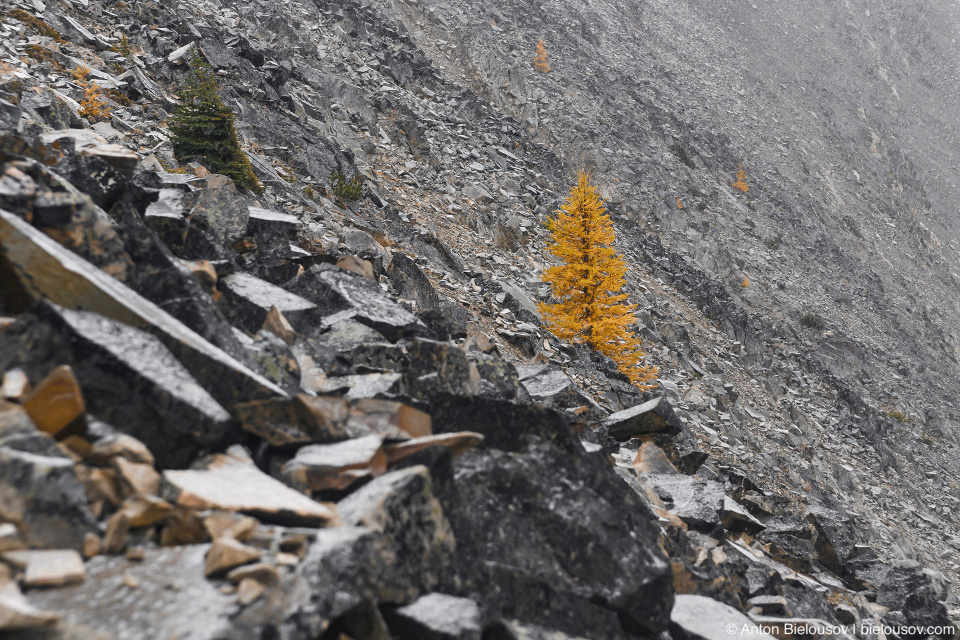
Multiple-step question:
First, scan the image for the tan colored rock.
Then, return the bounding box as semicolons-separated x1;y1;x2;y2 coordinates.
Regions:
159;508;209;546
119;495;174;528
0;524;23;553
113;457;161;496
353;399;431;439
60;435;93;459
336;255;375;280
121;572;139;589
79;467;121;507
632;440;679;475
125;547;145;561
226;562;280;586
282;434;387;492
384;432;484;465
0;569;59;630
204;537;262;578
3;549;86;587
203;512;258;542
262;306;296;345
0;369;29;401
81;533;101;559
165;454;337;526
181;259;218;295
89;433;155;467
102;511;130;555
20;365;86;439
237;577;266;606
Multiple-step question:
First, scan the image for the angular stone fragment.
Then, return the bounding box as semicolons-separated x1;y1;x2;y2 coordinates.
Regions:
0;446;97;550
388;253;440;313
39;129;138;175
0;369;29;401
641;475;725;531
236;395;428;447
237;576;265;605
226;562;279;586
159;508;210;546
0;302;233;468
336;466;454;589
384;432;484;465
632;440;680;475
601;396;682;440
670;595;776;640
110;496;168;531
220;272;319;334
448;443;673;637
88;432;154;467
354;398;432;439
246;207;299;255
262;306;296;345
204;537;262;578
386;593;482;640
113;457;161;496
0;574;60;630
723;497;765;536
20;365;86;439
337;255;375;280
164;454;337;526
286;264;425;341
518;364;601;413
203;513;259;542
0;207;287;408
283;434;386;492
102;512;129;555
805;506;856;576
3;549;86;588
182;174;250;247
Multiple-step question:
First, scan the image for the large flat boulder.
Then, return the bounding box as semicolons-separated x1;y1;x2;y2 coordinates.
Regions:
0;301;234;469
0;207;286;406
600;396;682;440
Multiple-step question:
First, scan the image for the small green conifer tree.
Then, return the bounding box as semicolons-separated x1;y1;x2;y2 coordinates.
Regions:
169;51;262;193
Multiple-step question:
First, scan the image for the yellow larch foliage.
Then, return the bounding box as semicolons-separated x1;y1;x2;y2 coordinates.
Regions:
538;172;657;389
731;163;749;192
533;39;551;73
73;65;111;123
676;196;683;210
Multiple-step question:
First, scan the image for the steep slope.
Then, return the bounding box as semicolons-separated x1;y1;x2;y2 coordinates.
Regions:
0;0;958;635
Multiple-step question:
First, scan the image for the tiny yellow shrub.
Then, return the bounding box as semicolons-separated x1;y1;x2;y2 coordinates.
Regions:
731;163;749;192
533;39;551;73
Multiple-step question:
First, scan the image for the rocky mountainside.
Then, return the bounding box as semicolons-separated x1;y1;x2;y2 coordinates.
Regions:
0;0;958;638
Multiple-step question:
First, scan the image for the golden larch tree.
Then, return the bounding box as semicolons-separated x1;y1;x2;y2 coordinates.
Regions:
731;163;749;192
538;172;657;388
533;39;551;72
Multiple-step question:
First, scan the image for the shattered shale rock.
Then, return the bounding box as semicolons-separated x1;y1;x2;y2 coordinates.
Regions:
286;264;426;341
0;301;234;468
0;207;286;407
600;396;682;441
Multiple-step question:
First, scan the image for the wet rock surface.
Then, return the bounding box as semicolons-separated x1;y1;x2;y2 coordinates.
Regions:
0;0;957;635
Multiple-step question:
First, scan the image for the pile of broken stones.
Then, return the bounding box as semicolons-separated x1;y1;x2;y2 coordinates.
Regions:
0;101;954;640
